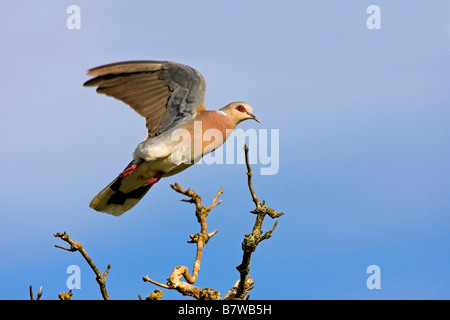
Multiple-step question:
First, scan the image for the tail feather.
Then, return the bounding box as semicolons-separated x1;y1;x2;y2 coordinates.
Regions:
90;160;163;216
89;175;153;216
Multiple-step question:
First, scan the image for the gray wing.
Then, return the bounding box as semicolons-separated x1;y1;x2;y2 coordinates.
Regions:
83;60;206;138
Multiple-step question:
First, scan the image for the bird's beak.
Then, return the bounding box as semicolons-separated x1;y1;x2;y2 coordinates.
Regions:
248;112;260;123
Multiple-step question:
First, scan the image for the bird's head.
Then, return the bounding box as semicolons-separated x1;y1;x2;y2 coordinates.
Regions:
221;102;260;124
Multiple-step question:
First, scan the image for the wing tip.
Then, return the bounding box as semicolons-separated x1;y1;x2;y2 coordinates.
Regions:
85;60;166;77
84;60;168;87
83;78;98;87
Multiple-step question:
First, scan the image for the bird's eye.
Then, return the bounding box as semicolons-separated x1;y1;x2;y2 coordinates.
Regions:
236;105;246;112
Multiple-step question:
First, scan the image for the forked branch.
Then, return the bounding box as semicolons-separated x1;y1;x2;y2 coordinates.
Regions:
142;184;223;299
230;145;284;300
54;231;111;300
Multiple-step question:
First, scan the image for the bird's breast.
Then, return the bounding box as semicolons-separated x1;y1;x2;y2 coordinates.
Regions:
133;110;236;175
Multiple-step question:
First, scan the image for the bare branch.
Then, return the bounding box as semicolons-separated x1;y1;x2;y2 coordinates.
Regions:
143;146;283;300
142;276;170;289
244;145;260;207
143;184;223;299
207;189;224;211
223;278;254;300
54;231;111;300
29;285;43;300
47;145;281;300
232;144;285;300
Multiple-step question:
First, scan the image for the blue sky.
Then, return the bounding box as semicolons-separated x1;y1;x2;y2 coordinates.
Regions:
0;1;449;299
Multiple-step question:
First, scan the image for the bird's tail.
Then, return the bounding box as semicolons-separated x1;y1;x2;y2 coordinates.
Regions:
89;161;160;216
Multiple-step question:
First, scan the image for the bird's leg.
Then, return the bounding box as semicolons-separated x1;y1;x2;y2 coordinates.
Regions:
119;159;143;178
143;172;164;186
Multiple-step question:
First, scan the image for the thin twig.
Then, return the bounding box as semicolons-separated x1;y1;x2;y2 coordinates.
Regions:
54;231;111;300
29;285;43;300
142;276;170;289
244;145;260;207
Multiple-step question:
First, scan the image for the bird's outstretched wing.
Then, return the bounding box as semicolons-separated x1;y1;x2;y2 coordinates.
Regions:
84;60;206;138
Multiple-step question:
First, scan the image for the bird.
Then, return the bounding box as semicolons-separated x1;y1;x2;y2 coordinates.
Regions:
84;60;260;216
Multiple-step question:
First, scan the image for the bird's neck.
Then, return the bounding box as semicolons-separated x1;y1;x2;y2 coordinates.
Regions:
201;110;236;132
216;109;227;117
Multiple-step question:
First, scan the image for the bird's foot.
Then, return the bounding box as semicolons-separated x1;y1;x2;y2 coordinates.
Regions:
143;172;164;186
119;159;143;178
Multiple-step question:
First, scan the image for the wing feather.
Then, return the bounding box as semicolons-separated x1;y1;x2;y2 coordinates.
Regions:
84;60;206;138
